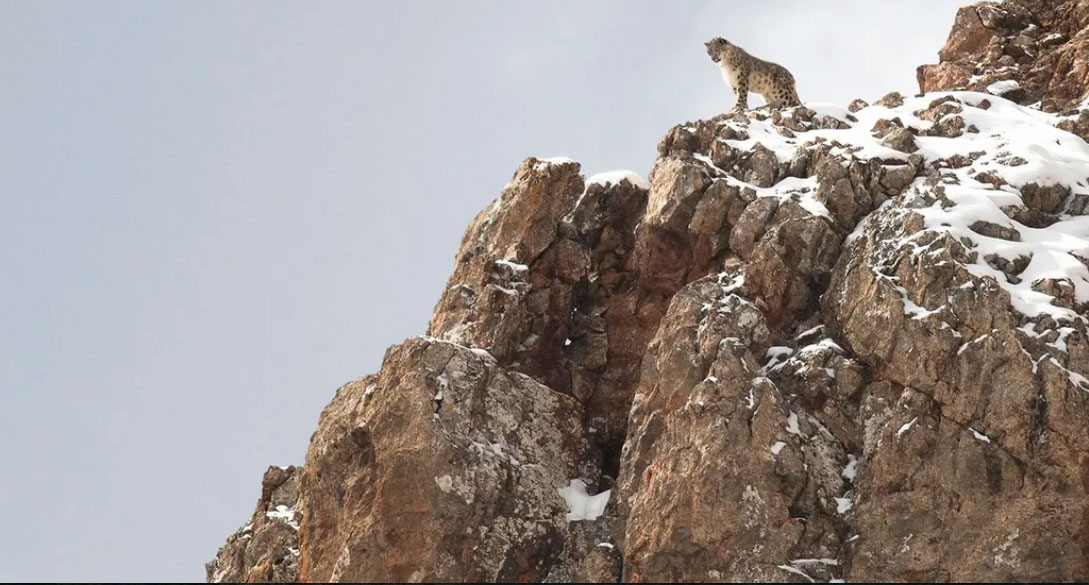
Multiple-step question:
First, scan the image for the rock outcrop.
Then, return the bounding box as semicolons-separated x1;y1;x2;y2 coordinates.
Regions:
211;1;1089;581
207;466;301;582
918;0;1089;113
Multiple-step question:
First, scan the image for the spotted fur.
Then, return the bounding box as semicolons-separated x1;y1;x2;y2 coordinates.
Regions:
705;37;801;112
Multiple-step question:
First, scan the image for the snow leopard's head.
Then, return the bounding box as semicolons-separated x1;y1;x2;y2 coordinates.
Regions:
704;37;731;63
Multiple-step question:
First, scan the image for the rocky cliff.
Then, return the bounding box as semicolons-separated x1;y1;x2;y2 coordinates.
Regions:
208;1;1089;581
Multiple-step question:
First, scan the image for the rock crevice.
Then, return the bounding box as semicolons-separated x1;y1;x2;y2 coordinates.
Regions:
210;2;1089;581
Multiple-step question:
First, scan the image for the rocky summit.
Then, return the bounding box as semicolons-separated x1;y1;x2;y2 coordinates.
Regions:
208;1;1089;582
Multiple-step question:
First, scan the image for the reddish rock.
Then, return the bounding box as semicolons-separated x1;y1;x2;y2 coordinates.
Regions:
918;0;1089;111
209;3;1089;581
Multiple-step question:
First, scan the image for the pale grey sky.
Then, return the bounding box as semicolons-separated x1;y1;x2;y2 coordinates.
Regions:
0;1;963;580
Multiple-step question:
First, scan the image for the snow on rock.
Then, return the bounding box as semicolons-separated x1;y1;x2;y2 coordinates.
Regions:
834;497;854;514
569;168;649;215
538;156;577;165
873;95;1089;323
266;504;300;531
986;79;1021;96
897;416;919;438
682;93;1089;331
710;92;1089;331
842;455;858;481
786;411;803;436
214;70;1089;583
586;169;650;191
557;479;611;522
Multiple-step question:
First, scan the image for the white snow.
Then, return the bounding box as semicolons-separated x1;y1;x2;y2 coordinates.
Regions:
786;411;803;436
970;428;992;443
834;497;854;514
897;416;918;438
569;169;649;212
470;347;495;361
770;441;787;455
558;479;611;522
765;346;794;361
494;259;528;272
776;564;816;582
266;505;300;531
586;169;650;191
435;372;449;402
842;455;858;481
789;558;840;567
695;92;1089;328
539;156;576;165
797;338;845;356
986;79;1021;96
764;346;794;372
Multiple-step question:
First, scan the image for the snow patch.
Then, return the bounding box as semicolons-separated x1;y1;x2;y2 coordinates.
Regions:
834;497;853;514
266;505;300;531
538;156;576;165
558;479;611;522
587;169;649;191
786;411;803;436
986;79;1021;96
775;564;817;582
897;416;918;438
494;259;528;272
842;455;858;481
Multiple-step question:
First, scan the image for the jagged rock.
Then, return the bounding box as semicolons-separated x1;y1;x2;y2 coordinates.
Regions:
823;171;1089;581
207;466;301;582
210;3;1089;581
618;274;846;582
297;339;598;581
426;158;653;468
875;91;905;108
918;0;1089;112
1058;109;1089;142
881;127;919;153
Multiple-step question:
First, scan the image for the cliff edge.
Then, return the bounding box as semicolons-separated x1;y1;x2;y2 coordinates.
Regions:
208;1;1089;581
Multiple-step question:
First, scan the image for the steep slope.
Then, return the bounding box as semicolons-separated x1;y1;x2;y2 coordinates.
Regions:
209;2;1089;582
919;0;1089;138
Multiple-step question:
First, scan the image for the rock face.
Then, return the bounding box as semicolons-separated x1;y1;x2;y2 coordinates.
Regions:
210;3;1089;582
918;0;1089;113
206;466;301;582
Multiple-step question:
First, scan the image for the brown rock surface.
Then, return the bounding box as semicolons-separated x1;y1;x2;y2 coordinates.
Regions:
206;466;302;582
294;341;600;582
210;3;1089;582
918;0;1089;112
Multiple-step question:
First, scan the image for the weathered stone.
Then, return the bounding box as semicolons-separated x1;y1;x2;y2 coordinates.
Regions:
207;466;302;583
881;127;919;153
918;0;1089;111
297;340;597;582
210;4;1089;581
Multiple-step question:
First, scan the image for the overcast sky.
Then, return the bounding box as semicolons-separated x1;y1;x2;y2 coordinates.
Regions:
0;1;965;581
